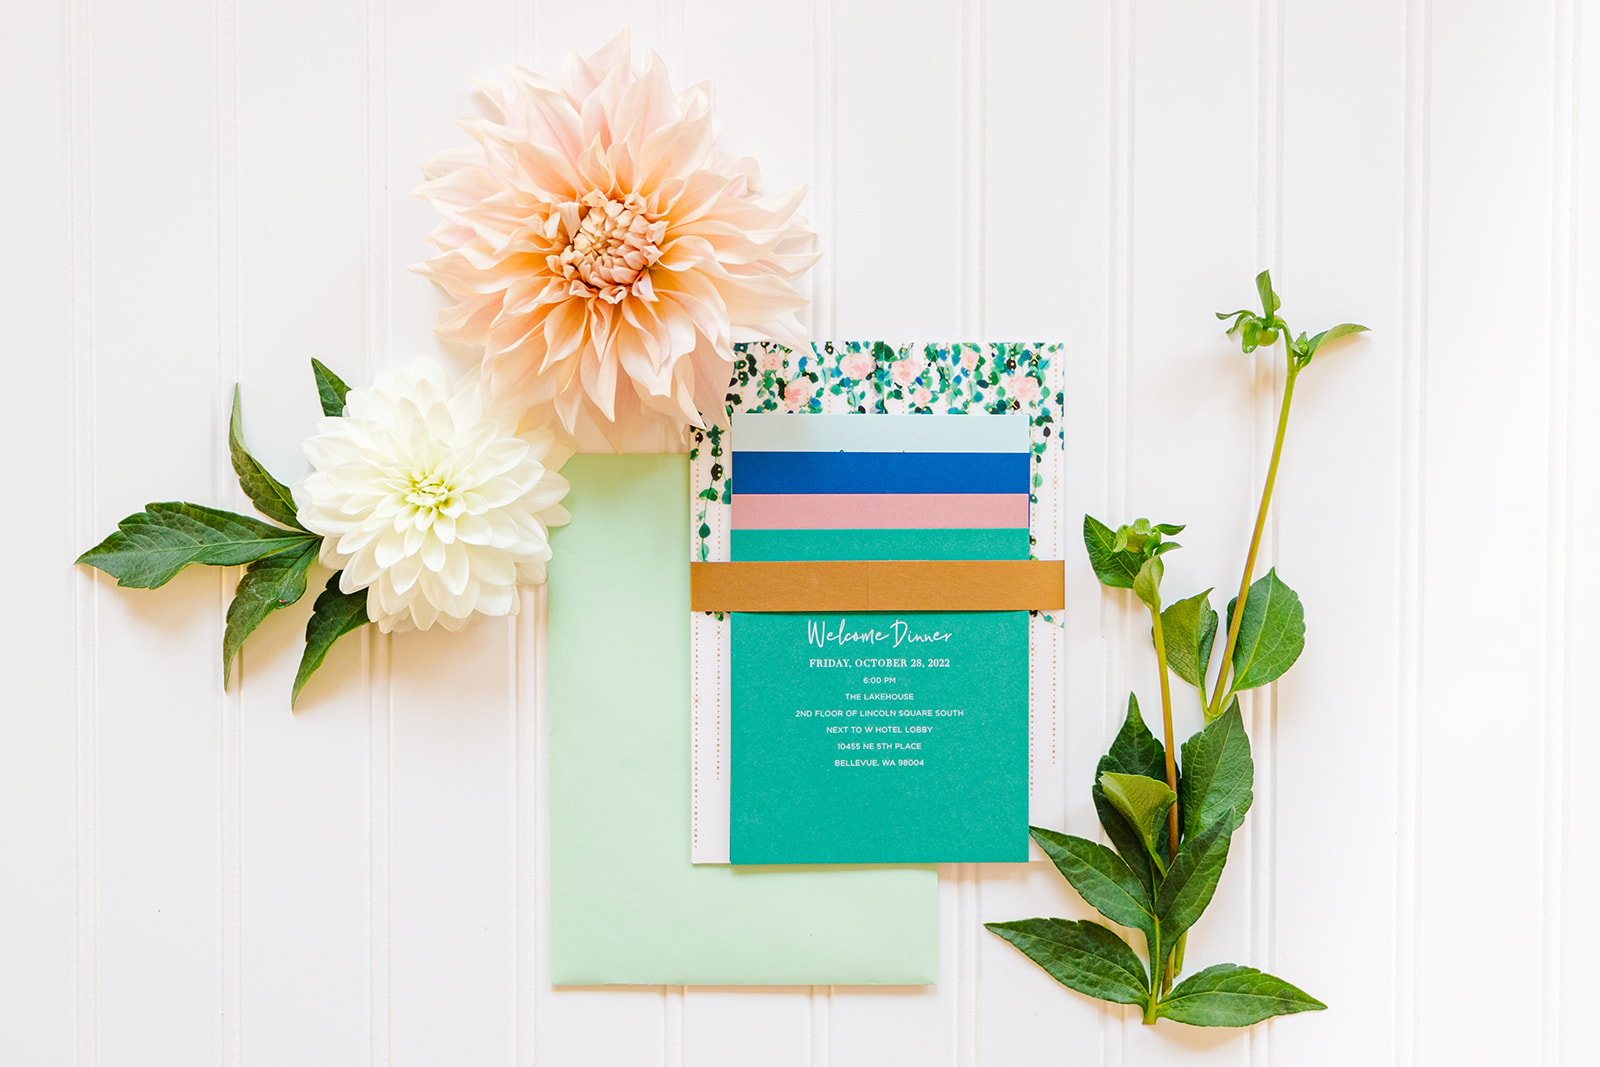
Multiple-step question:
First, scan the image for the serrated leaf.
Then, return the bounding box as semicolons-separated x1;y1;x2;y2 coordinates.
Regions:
222;539;318;687
1101;694;1167;780
76;502;318;589
1159;589;1217;690
230;386;307;530
292;574;369;706
1226;569;1306;694
1093;694;1171;889
1157;964;1326;1026
1083;514;1141;589
1179;704;1253;840
1154;815;1237;947
986;918;1149;1007
1099;772;1176;863
1303;322;1368;360
1030;826;1155;939
311;358;351;417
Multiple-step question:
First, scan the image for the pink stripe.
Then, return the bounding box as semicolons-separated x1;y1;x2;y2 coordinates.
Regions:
732;493;1031;530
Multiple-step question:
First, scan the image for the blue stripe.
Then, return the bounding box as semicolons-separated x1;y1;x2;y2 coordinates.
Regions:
731;451;1030;495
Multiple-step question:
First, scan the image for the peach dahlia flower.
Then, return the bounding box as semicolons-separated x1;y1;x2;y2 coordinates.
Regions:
412;32;818;447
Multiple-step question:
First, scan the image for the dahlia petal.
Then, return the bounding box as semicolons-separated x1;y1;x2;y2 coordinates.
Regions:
711;271;809;324
389;552;424;596
470;546;516;588
616;54;683;161
344;546;383;590
441;541;472;595
456;512;493;545
635;111;714;192
420;534;446;573
474;585;516;618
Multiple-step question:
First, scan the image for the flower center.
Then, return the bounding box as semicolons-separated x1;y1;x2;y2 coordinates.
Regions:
404;471;456;512
557;192;666;296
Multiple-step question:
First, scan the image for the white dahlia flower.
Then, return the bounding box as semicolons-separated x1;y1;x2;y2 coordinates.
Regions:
411;30;818;447
292;362;571;633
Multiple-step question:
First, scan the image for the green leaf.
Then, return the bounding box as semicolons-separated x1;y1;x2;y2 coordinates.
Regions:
1132;556;1163;611
1179;704;1253;840
1157;964;1326;1026
76;502;318;589
1099;772;1176;863
1159;589;1217;690
1255;270;1280;317
1240;318;1262;353
1030;826;1155;939
230;386;307;530
1083;514;1140;589
311;358;351;417
985;918;1149;1007
1303;323;1368;361
222;539;318;687
292;574;369;706
1154;815;1238;947
1101;694;1167;780
1226;569;1306;694
1093;694;1170;889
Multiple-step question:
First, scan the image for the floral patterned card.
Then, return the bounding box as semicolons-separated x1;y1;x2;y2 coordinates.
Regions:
690;342;1066;865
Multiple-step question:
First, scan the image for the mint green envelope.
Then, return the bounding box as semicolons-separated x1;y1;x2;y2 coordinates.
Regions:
548;455;938;986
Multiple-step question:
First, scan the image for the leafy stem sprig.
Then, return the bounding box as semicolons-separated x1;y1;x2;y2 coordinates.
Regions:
77;360;371;705
1208;272;1366;720
986;272;1367;1027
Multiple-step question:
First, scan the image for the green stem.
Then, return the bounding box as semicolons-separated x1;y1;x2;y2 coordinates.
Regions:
1206;357;1301;720
1148;602;1181;858
1143;925;1162;1024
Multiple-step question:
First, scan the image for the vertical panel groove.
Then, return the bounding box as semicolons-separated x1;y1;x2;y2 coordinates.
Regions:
1251;0;1284;1061
958;3;984;1064
1543;0;1578;1062
67;0;98;1058
810;3;837;1062
1396;0;1432;1062
1105;0;1133;1059
664;987;684;1067
662;13;688;1062
809;0;837;343
512;0;532;67
514;598;525;1067
959;0;984;342
213;0;243;1060
363;0;391;1061
529;583;551;1067
509;11;530;1067
953;0;979;1062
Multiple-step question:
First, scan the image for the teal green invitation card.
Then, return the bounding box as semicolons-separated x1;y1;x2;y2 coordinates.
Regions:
729;610;1030;863
725;410;1034;864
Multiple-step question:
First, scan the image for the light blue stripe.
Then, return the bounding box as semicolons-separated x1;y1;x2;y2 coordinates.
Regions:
731;412;1030;454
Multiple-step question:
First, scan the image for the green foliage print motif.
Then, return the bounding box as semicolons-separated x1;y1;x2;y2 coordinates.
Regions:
689;341;1066;622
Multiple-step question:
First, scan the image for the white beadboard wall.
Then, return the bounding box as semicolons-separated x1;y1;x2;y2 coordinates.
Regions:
1;0;1593;1063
